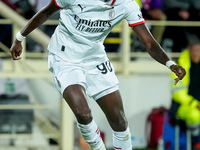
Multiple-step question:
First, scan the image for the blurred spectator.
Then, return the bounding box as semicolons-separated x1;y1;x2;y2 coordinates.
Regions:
162;0;200;52
141;0;166;43
187;0;200;39
0;0;56;52
1;0;23;15
14;0;36;19
169;38;200;147
0;0;23;51
1;0;36;19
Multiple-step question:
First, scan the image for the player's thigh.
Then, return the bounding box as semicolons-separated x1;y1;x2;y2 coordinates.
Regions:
48;53;92;122
96;90;128;130
96;90;124;113
63;84;88;111
63;84;93;124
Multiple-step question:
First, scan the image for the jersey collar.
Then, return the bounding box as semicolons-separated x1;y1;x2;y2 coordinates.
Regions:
110;0;115;5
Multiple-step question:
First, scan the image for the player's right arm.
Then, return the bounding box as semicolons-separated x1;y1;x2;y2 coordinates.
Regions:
10;0;61;60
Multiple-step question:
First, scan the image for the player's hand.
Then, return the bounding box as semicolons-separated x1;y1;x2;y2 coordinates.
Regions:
10;40;22;60
170;65;186;85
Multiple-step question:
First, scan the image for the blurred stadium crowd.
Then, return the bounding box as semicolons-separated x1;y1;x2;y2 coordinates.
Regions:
1;0;200;53
0;0;58;52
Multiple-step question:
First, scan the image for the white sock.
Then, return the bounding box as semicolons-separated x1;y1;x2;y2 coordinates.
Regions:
77;120;106;150
113;127;132;150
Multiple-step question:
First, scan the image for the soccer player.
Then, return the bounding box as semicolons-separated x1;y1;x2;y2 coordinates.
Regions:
10;0;186;149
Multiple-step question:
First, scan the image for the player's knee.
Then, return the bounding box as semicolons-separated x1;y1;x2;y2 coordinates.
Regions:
109;110;128;131
74;108;93;124
114;119;127;131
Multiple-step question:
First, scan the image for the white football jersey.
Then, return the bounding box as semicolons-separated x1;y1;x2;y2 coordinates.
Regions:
48;0;145;65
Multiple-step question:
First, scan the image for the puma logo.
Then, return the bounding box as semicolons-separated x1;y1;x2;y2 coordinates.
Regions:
138;14;142;19
78;4;86;12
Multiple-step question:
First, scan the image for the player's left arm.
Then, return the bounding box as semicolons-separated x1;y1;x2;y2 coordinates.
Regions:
131;23;186;85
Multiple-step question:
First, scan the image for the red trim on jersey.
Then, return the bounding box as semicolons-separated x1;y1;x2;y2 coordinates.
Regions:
129;20;145;27
96;128;100;134
53;0;63;9
114;147;122;150
110;0;115;5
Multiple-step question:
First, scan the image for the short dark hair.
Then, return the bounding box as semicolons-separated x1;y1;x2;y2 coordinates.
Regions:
188;36;200;47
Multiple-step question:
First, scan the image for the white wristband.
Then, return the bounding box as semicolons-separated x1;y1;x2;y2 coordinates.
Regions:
16;31;26;41
166;60;176;69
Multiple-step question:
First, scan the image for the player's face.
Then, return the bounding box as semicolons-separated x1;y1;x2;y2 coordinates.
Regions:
189;44;200;64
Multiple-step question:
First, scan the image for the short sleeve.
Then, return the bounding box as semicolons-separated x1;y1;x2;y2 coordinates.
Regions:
53;0;72;8
124;0;145;27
